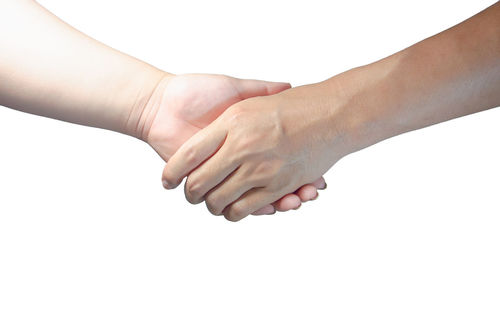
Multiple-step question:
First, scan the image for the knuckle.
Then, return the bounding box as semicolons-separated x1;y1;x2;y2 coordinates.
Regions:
205;202;217;215
227;104;246;116
231;136;261;162
205;194;223;216
234;136;254;153
226;106;247;127
249;159;283;185
206;204;222;216
253;160;278;177
184;146;200;167
253;160;274;175
226;202;247;222
225;211;240;222
185;179;203;204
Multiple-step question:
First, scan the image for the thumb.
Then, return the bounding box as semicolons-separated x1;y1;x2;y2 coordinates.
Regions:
233;78;291;99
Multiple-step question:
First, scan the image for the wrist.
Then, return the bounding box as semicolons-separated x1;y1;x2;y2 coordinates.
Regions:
122;70;174;140
324;57;406;156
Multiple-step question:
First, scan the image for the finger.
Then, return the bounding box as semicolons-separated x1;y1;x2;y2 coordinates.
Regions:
294;176;326;202
272;194;302;212
203;166;258;215
295;184;319;202
183;144;240;204
234;79;291;99
251;204;276;216
290;177;326;203
272;177;326;212
312;177;327;190
224;188;280;222
162;121;227;189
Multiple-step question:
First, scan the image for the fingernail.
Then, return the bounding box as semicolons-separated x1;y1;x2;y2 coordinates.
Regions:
162;179;169;189
312;192;319;200
294;203;302;210
319;183;327;190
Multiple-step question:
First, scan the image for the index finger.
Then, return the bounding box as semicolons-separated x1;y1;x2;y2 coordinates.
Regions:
162;121;227;189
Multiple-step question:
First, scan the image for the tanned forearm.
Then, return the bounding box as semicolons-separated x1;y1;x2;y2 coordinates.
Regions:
337;2;500;153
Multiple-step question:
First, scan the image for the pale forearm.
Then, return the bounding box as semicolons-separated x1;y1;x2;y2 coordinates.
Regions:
0;0;169;137
337;2;500;153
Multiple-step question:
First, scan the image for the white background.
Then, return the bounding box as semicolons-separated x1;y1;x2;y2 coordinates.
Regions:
0;0;499;312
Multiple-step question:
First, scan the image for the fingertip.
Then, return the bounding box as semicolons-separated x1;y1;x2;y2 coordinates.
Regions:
312;177;327;190
161;124;228;191
266;82;292;94
235;78;291;99
162;167;180;190
162;179;169;189
163;180;180;190
296;185;318;202
274;194;301;212
252;204;276;216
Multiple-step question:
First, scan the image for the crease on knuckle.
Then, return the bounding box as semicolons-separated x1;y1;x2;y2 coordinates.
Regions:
185;178;203;204
226;202;247;222
184;146;200;168
205;193;223;216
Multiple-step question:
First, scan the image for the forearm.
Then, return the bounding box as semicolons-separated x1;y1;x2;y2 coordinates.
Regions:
160;2;499;220
0;0;169;137
336;2;500;153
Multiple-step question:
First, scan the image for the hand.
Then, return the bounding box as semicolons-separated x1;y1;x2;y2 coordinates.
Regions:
162;79;349;221
139;73;327;215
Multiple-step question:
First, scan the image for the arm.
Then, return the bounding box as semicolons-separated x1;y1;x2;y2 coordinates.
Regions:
163;2;500;221
341;1;500;154
0;0;325;214
0;0;164;137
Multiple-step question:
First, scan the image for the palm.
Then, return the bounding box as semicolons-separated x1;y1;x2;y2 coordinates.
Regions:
147;74;260;161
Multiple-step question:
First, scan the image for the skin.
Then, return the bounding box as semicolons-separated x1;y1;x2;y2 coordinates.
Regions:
163;2;500;221
142;74;327;214
0;0;326;215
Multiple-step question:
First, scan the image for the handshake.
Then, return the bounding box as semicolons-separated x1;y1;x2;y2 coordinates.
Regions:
140;74;331;221
2;1;497;222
